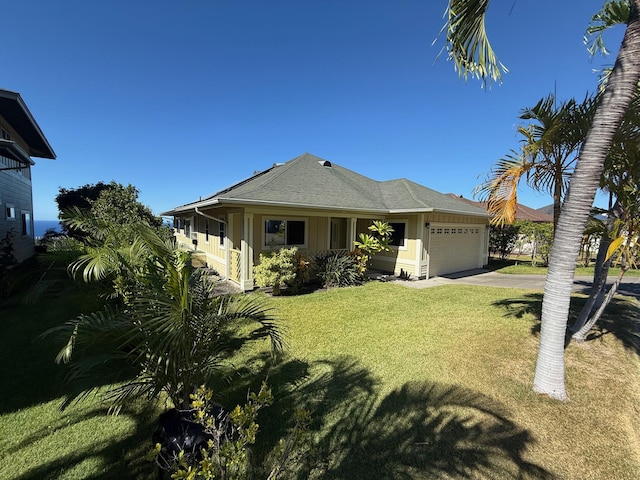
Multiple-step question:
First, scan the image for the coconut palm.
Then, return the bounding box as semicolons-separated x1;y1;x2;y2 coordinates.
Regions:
442;0;640;400
532;0;640;400
475;94;595;230
45;225;283;411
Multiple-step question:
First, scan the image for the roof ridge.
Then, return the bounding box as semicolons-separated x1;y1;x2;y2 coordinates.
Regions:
381;178;429;209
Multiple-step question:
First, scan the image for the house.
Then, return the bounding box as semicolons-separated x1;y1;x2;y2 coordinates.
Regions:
447;194;554;223
0;89;56;263
163;153;489;290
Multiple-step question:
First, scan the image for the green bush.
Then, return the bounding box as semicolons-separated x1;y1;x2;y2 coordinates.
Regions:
311;250;362;289
253;247;298;295
151;383;310;480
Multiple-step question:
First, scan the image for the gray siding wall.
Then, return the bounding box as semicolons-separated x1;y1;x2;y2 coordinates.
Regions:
0;163;34;263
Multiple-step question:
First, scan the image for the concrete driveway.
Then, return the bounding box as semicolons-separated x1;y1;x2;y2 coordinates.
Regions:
394;268;640;299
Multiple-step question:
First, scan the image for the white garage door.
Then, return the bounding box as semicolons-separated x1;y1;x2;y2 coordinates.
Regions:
428;225;483;277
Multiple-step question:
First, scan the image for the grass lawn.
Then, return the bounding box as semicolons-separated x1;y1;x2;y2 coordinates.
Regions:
1;258;639;479
488;257;640;277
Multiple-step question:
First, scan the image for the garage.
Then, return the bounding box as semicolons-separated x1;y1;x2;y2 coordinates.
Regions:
427;224;485;277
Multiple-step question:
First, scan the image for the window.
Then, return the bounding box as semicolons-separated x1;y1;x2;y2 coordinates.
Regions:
205;220;210;243
219;221;225;246
264;219;305;247
184;219;191;237
388;222;406;247
5;205;16;220
1;128;10;140
21;211;32;236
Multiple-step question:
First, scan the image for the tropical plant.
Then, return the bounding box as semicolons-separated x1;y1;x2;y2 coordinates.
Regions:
59;181;171;243
312;250;362;289
570;139;640;341
43;225;283;411
253;247;298;295
475;94;595;229
352;220;394;275
533;0;640;400
0;229;17;299
150;383;310;480
440;0;640;400
488;224;520;259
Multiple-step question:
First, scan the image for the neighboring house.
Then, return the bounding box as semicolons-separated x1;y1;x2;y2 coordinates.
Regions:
163;153;489;291
447;195;554;223
0;89;56;263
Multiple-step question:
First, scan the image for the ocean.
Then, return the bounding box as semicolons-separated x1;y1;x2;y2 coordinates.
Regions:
34;220;62;238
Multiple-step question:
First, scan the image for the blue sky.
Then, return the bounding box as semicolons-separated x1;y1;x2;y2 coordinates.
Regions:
4;1;624;220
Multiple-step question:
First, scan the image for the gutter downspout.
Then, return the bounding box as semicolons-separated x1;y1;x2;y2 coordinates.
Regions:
195;206;227;225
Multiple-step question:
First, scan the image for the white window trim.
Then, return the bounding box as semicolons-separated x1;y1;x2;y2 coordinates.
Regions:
5;204;16;221
261;216;307;249
388;219;408;251
21;210;32;237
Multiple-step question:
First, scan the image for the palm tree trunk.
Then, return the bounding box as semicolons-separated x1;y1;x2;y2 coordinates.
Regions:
533;1;640;401
569;200;620;335
572;266;628;342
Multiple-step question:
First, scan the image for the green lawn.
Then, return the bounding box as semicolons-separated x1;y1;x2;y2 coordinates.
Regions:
1;261;639;479
488;257;640;276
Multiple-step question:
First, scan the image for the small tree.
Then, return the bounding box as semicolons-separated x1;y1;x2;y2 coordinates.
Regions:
488;224;520;259
151;383;310;480
43;225;283;411
253;247;298;295
352;221;393;275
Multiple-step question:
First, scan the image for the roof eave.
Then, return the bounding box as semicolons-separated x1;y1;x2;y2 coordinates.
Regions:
165;197;390;215
0;89;56;159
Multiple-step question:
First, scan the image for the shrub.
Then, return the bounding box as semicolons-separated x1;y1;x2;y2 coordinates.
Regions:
286;250;311;295
253;247;298;295
312;250;362;289
150;383;310;480
352;220;393;274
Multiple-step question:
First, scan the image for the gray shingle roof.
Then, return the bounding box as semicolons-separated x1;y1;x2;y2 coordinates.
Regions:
165;153;486;217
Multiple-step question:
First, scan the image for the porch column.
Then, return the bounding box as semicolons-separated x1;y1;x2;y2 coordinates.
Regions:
225;215;231;281
241;213;255;291
348;217;357;249
414;214;424;277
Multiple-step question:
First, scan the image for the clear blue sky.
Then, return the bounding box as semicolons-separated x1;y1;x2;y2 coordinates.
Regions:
4;1;624;220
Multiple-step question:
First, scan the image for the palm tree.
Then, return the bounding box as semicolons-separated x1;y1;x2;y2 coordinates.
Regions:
532;0;640;400
45;225;283;411
442;0;640;400
475;95;594;229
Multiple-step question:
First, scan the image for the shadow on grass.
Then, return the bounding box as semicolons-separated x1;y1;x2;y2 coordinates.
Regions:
10;403;158;480
491;292;639;355
229;355;552;479
0;277;115;415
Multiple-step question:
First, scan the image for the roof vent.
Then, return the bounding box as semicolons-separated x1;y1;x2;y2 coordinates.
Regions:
318;160;332;167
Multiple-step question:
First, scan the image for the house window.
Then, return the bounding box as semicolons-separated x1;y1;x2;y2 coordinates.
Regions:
205;220;210;243
21;211;32;236
184;219;191;237
264;219;305;247
6;205;16;220
1;128;10;140
219;221;225;246
388;222;406;247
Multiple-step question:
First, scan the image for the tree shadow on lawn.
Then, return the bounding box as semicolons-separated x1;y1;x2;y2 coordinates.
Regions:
233;355;552;479
492;293;639;355
9;403;159;480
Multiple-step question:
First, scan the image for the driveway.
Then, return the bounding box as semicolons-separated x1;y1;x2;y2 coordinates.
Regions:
394;268;640;299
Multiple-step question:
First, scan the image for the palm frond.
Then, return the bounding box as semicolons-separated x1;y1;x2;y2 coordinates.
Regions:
475;151;532;226
438;0;507;87
585;0;631;56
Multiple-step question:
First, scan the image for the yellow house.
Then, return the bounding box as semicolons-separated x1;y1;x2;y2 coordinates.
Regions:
162;153;489;291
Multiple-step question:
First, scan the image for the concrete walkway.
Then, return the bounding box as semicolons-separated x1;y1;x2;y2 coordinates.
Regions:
392;268;640;299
